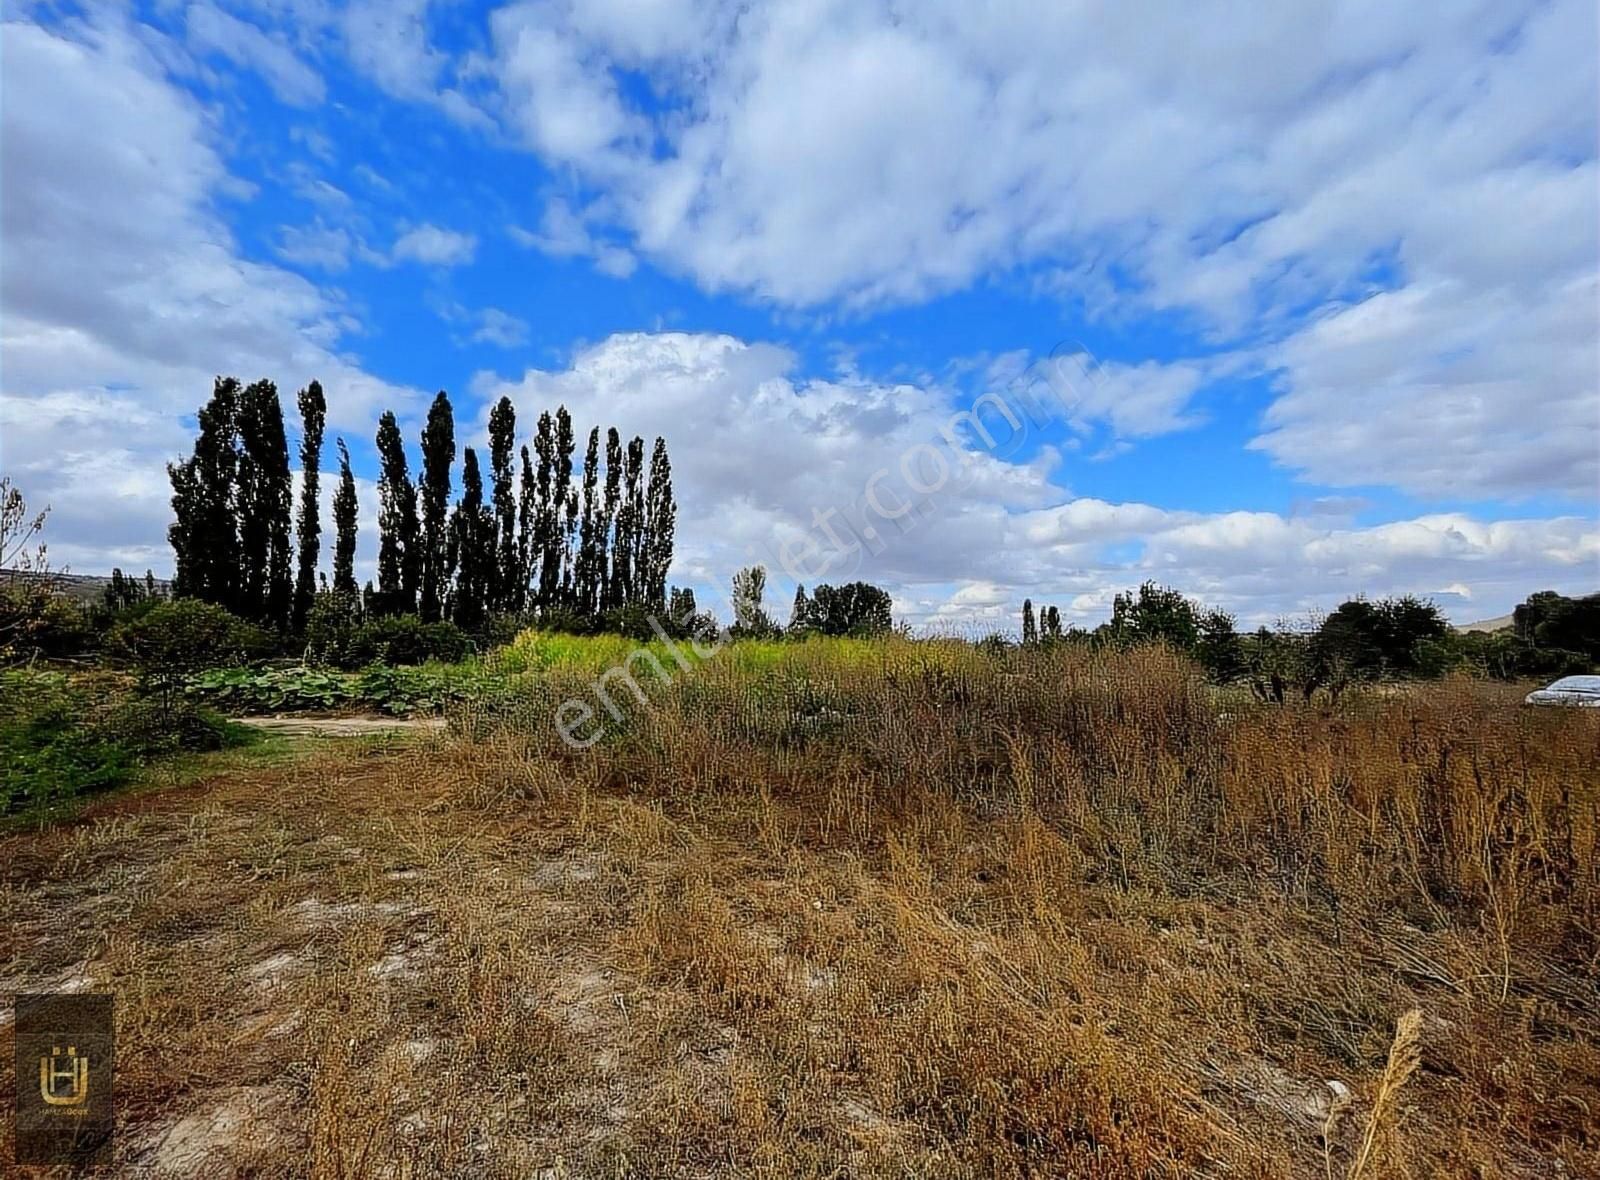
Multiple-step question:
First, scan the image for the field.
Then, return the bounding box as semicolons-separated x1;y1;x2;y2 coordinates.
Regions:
2;637;1597;1177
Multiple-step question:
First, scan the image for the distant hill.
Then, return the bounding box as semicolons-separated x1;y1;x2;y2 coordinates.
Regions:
1;569;171;605
1457;613;1515;634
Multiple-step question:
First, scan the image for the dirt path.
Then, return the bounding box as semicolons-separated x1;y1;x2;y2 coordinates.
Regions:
231;715;448;737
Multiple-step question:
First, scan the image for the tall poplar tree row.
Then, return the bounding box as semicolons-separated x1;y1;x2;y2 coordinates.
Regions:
417;392;456;624
171;379;678;635
292;381;326;633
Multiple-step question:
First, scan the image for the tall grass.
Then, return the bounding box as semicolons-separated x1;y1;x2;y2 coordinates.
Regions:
488;635;1597;950
454;634;1598;1174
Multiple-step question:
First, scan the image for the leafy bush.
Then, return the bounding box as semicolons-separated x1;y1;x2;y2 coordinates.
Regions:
188;666;355;712
342;614;471;669
0;670;248;817
302;589;363;667
1;582;92;662
109;600;270;695
353;665;479;715
1513;590;1600;664
100;697;243;756
0;673;132;814
471;612;529;650
186;662;486;716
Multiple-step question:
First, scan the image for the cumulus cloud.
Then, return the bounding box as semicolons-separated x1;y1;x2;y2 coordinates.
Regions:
473;332;1597;628
0;15;419;575
474;0;1597;502
392;223;478;266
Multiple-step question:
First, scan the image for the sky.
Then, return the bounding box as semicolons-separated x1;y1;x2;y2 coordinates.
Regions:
2;0;1597;632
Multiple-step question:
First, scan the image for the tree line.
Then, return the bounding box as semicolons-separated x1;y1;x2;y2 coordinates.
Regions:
168;378;676;634
1019;583;1600;696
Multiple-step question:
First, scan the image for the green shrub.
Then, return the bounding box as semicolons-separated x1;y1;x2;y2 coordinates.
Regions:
303;589;363;667
1;583;94;662
472;612;529;650
100;697;243;756
343;614;471;668
353;664;478;715
109;600;270;694
0;672;129;815
185;662;486;716
188;666;355;712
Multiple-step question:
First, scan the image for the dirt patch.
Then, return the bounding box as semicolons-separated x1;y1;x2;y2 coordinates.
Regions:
231;715;447;737
131;1084;299;1177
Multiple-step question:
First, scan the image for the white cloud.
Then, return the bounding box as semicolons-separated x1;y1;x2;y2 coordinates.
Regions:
392;223;478;266
185;2;325;107
508;197;638;278
473;331;1598;628
474;0;1597;502
275;221;353;272
471;308;530;349
0;15;420;576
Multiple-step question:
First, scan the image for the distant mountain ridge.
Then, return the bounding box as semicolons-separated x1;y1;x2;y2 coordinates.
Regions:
1;568;172;605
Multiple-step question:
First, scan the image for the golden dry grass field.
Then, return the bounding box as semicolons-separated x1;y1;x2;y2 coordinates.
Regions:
2;641;1597;1177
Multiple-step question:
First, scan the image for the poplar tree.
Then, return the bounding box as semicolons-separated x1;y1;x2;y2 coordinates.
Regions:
516;445;536;612
614;435;645;607
533;411;558;608
236;379;293;628
488;396;518;613
418;391;455;623
575;427;600;616
332;438;359;598
642;436;675;608
1022;598;1037;645
374;410;419;616
599;428;622;611
449;447;492;628
292;380;326;633
790;585;811;632
553;406;576;601
168;376;241;607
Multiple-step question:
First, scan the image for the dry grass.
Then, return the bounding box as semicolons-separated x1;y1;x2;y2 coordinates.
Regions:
1;643;1596;1177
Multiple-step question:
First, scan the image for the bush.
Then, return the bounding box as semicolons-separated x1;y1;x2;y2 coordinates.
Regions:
187;666;355;712
0;582;92;662
0;672;132;814
343;614;471;669
109;600;269;690
100;696;242;756
303;589;363;667
471;612;529;650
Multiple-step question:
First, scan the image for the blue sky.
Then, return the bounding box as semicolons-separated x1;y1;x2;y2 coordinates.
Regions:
2;0;1596;629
